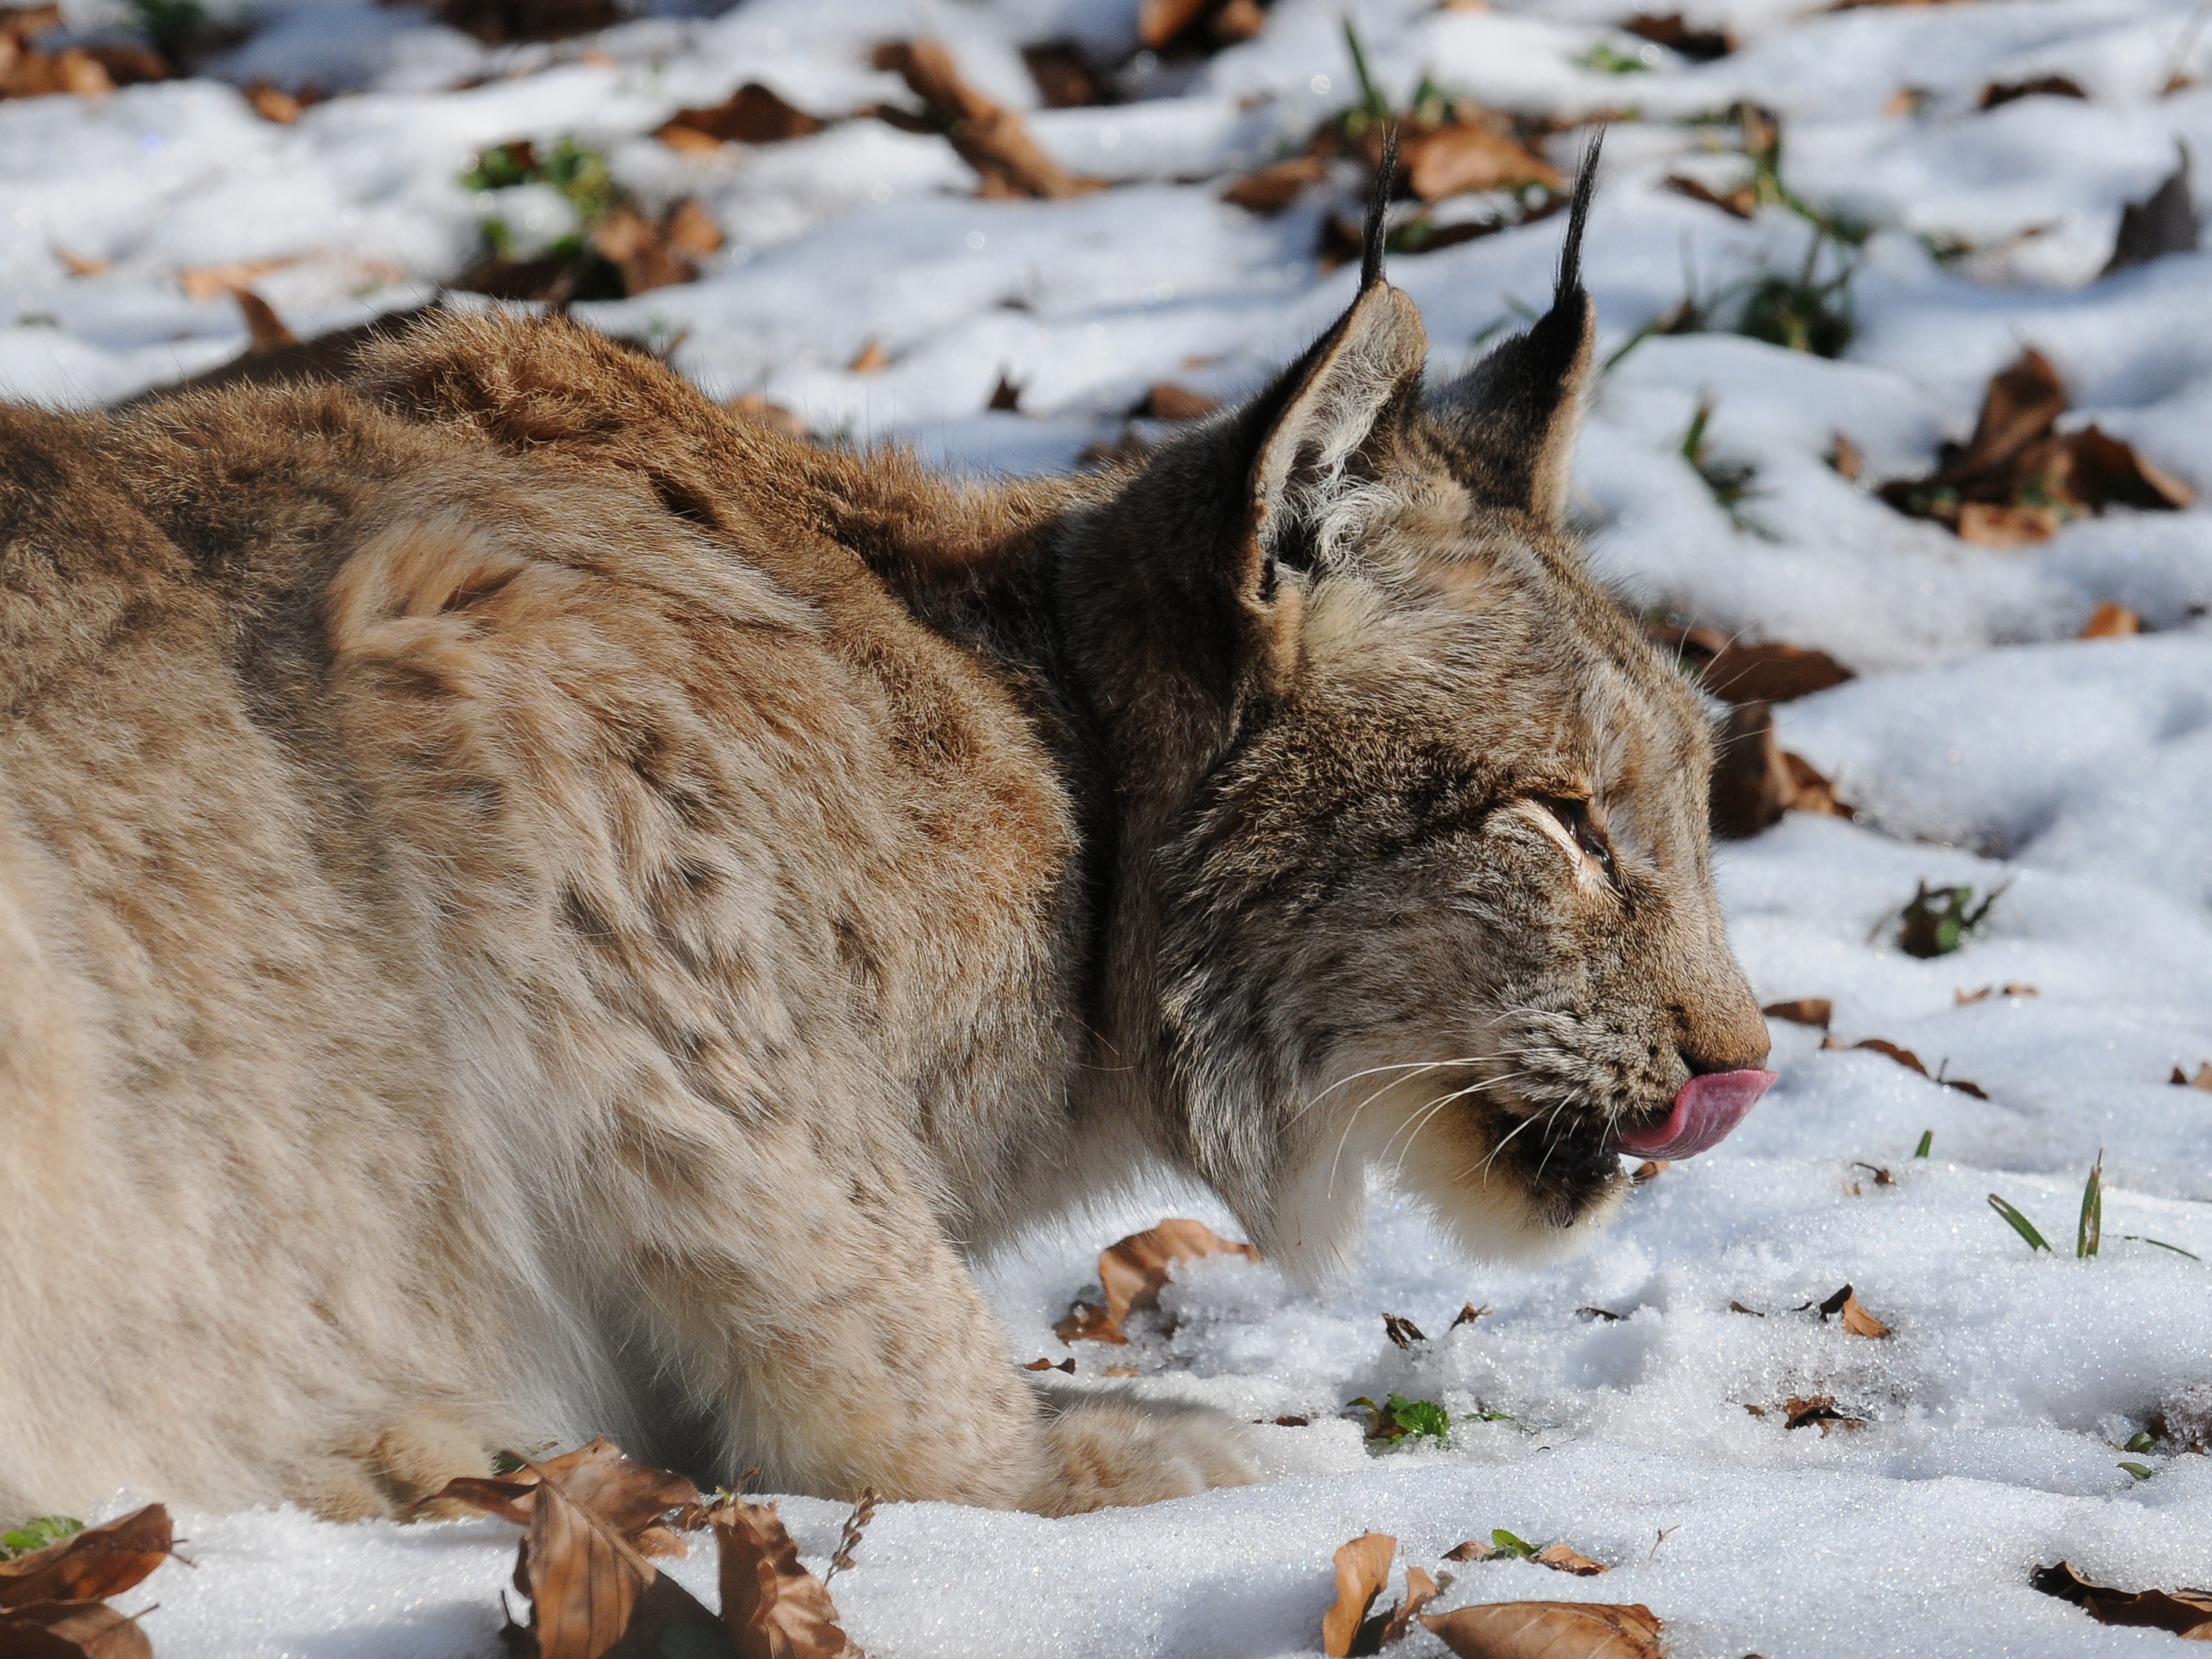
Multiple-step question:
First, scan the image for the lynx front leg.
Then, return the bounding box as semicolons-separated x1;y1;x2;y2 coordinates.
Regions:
610;1126;1250;1513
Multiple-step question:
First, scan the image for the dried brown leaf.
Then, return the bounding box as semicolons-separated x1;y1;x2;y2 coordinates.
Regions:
1830;432;1863;479
658;83;824;148
1630;1160;1667;1184
1022;1356;1075;1372
2032;1561;2212;1637
51;246;107;276
1138;0;1212;49
428;1440;698;1549
1697;639;1856;705
2064;424;2194;510
1762;999;1834;1028
1021;43;1100;109
873;40;1103;200
1815;1284;1891;1338
0;1601;155;1659
714;1501;848;1659
245;81;302;123
1665;172;1756;218
1096;1218;1260;1329
1534;1544;1609;1577
1052;1300;1129;1344
234;289;297;354
1980;74;2087;109
0;1508;173;1611
1444;1539;1503;1562
1322;1533;1395;1658
848;338;889;375
1422;1600;1664;1659
1783;1395;1865;1433
1625;12;1736;59
728;392;807;438
1382;1567;1442;1645
1399;122;1563;202
1449;1302;1491;1329
2080;600;2141;638
1382;1312;1426;1348
178;257;295;302
1140;382;1218;421
1222;154;1329;214
2175;1062;2212;1091
1956;500;2063;546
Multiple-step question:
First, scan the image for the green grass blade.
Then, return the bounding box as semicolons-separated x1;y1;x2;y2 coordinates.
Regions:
2077;1152;2103;1259
1914;1129;1933;1158
2121;1235;2204;1261
1988;1193;2051;1252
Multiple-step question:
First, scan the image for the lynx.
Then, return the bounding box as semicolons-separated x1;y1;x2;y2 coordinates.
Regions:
0;157;1769;1526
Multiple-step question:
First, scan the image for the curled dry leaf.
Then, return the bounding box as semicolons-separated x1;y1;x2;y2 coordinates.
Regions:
1422;1600;1664;1659
428;1439;698;1555
1022;1356;1075;1372
2032;1561;2212;1637
244;81;303;123
234;290;297;355
0;1599;155;1659
1321;1532;1396;1658
590;198;723;297
1880;349;2193;544
1710;701;1851;839
1222;154;1330;214
1630;1161;1667;1184
1382;1312;1426;1348
1979;74;2087;109
714;1501;850;1659
729;392;808;439
1060;1217;1261;1342
0;1506;173;1611
658;83;824;151
1140;383;1218;421
1449;1302;1491;1330
1647;622;1857;706
52;246;108;277
1813;1284;1891;1338
179;258;296;303
2080;600;2141;638
1534;1544;1609;1577
1380;1567;1442;1645
1824;1033;1986;1098
2172;1062;2212;1090
871;40;1103;200
512;1470;727;1659
1762;999;1833;1028
1625;12;1736;60
2104;151;2197;275
848;339;889;375
1398;122;1563;203
1666;172;1755;218
1444;1539;1503;1562
1783;1395;1865;1434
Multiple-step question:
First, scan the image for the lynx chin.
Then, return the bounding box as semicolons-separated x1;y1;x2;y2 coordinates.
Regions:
0;143;1769;1526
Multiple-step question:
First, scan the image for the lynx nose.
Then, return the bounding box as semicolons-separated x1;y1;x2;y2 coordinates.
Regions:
1677;987;1772;1077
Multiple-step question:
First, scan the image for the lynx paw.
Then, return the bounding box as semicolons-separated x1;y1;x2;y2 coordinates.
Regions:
1034;1394;1255;1515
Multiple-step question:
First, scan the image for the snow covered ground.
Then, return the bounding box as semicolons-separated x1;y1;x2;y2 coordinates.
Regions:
6;0;2212;1652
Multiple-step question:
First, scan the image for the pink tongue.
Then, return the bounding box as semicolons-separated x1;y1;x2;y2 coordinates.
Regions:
1609;1069;1775;1160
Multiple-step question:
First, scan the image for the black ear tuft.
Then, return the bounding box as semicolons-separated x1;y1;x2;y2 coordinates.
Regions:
1553;127;1602;311
1426;126;1605;522
1359;125;1400;293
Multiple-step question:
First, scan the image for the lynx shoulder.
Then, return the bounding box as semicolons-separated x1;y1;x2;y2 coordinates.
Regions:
0;154;1767;1525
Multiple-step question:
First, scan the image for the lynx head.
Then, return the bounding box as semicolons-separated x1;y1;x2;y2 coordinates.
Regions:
1057;138;1771;1273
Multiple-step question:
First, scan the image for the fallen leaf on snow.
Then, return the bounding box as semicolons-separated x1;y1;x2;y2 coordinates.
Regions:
2104;150;2197;274
1630;1160;1667;1184
1731;1301;1765;1317
1710;700;1852;838
0;1599;155;1658
1576;1306;1624;1322
1381;1566;1442;1644
1449;1302;1491;1330
1222;154;1330;214
1762;998;1833;1028
1023;1356;1075;1372
1140;383;1219;421
1423;1600;1664;1659
1444;1539;1503;1562
2080;600;2141;637
178;258;297;302
1665;172;1756;218
1625;12;1736;60
1382;1312;1427;1348
987;373;1022;412
848;338;889;374
872;40;1104;200
1979;74;2086;109
1823;1032;1988;1098
234;290;296;355
1322;1532;1396;1657
52;246;108;276
729;392;808;438
245;81;303;123
1879;349;2193;543
1534;1544;1609;1576
1813;1283;1891;1338
1783;1395;1866;1433
590;198;723;297
0;1506;173;1610
2172;1062;2212;1090
426;1438;698;1555
2031;1560;2212;1637
506;1465;726;1659
1021;43;1101;109
1093;1221;1256;1335
658;83;825;150
715;1500;850;1659
1648;621;1857;705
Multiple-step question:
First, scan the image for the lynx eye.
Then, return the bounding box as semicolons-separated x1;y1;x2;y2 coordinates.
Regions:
1539;796;1617;884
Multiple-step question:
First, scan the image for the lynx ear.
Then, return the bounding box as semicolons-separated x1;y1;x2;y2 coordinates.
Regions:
1245;136;1429;575
1429;133;1604;522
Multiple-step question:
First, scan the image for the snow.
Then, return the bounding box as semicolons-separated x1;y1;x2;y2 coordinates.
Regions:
5;0;2212;1650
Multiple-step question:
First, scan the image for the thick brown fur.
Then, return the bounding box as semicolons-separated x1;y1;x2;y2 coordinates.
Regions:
0;160;1766;1524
